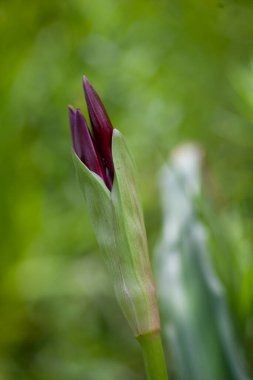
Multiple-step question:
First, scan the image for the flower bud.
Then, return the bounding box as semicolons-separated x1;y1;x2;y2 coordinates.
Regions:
69;78;160;336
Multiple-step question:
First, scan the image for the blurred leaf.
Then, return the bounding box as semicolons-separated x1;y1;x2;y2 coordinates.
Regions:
155;144;249;380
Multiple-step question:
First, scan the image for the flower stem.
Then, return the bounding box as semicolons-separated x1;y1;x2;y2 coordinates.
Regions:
137;331;169;380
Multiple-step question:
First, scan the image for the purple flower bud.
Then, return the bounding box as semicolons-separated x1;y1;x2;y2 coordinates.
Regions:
83;76;114;182
68;77;115;191
68;106;106;183
70;81;162;339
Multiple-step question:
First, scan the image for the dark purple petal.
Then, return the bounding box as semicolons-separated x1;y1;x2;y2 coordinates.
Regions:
92;135;113;191
105;168;113;191
68;106;106;182
83;76;114;180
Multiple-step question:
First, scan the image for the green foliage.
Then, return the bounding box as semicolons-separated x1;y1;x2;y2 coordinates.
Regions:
155;144;248;380
1;0;253;379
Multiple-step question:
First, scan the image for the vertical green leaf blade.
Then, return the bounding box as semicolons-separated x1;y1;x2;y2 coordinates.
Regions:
155;144;248;380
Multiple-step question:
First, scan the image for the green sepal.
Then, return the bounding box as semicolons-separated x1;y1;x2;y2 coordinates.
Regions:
73;130;160;336
73;153;114;262
111;130;160;336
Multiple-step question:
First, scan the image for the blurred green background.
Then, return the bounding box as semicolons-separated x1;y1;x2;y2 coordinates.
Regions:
1;0;253;379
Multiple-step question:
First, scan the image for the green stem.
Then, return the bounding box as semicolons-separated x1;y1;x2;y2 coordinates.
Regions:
137;331;169;380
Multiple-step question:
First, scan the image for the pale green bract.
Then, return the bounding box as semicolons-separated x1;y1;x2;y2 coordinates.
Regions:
74;129;160;336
